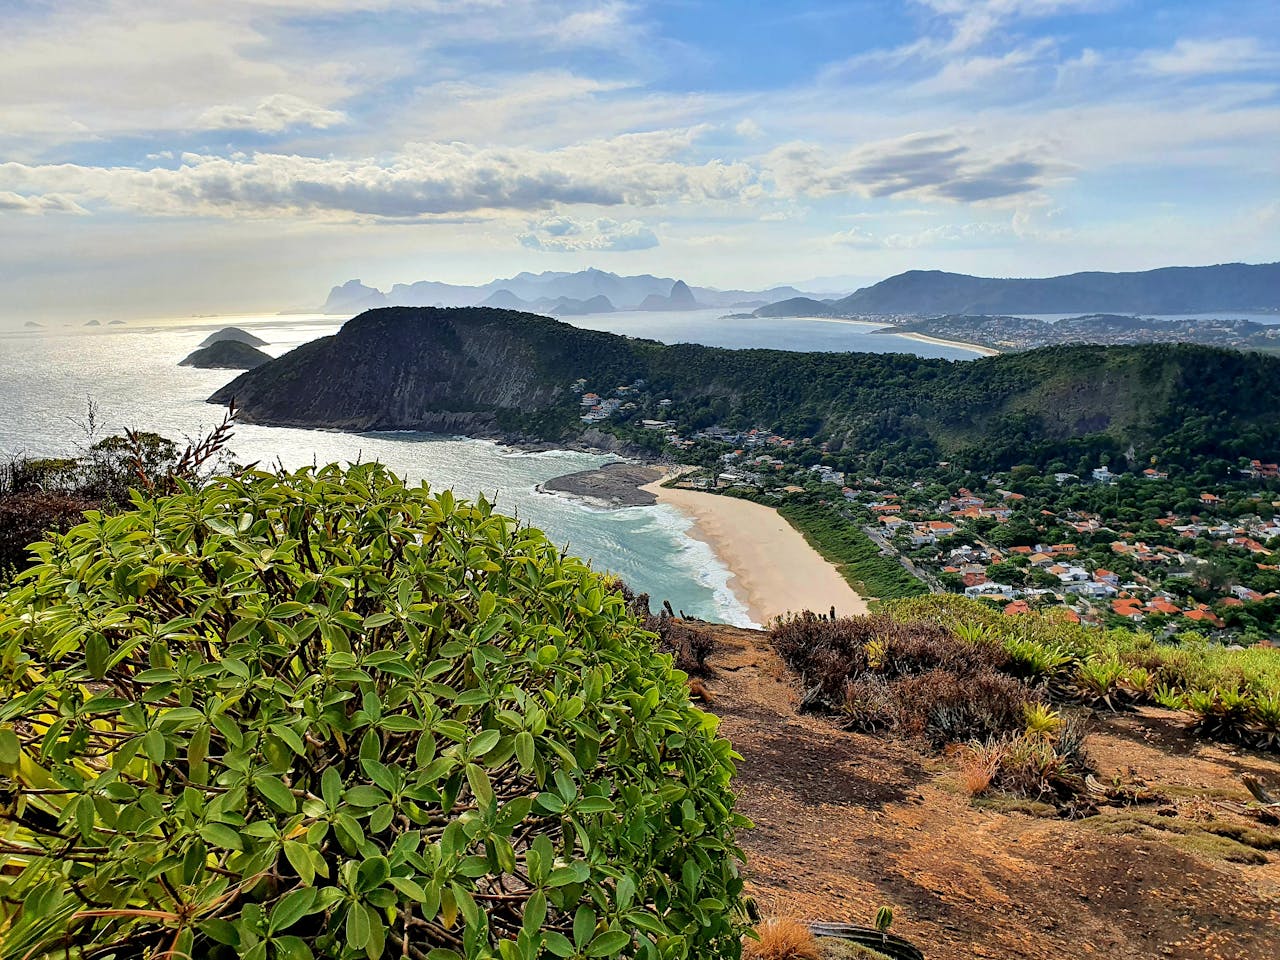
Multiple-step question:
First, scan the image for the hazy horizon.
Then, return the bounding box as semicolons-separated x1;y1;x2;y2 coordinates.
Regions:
2;1;1277;323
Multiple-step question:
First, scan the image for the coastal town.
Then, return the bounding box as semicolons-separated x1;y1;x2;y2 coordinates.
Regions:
570;374;1280;642
879;313;1280;353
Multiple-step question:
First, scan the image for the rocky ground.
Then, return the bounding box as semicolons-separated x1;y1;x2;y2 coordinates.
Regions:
701;624;1280;960
539;462;666;507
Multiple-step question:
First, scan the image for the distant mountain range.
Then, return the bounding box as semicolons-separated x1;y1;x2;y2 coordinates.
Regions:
756;262;1280;318
321;268;810;316
323;261;1280;321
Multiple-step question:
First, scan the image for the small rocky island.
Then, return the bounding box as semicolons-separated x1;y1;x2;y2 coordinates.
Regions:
540;462;666;508
180;339;272;370
198;326;267;348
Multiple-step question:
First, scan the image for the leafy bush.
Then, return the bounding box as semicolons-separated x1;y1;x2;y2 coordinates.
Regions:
0;464;747;959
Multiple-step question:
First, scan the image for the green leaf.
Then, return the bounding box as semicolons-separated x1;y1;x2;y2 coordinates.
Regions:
388;876;428;902
543;932;576;958
142;728;166;764
321;766;342;808
283;840;315;886
574;905;597;949
466;763;495;809
522;890;546;936
253;774;297;813
514;731;534;772
0;727;20;765
270;888;317;932
200;822;243;851
587;931;631;957
469;728;501;758
270;723;306;756
344;784;387;807
534;791;565;814
356;856;391;893
346;902;371;951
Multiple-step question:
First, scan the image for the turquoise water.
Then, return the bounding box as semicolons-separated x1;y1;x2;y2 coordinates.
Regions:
0;311;981;624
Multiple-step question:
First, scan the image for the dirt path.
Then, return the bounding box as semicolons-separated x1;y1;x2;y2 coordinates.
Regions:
703;624;1280;960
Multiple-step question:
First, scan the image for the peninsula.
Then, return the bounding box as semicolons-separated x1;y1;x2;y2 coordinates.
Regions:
210;306;1280;475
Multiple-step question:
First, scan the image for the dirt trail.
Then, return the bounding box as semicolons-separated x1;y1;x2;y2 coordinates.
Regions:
703;624;1280;960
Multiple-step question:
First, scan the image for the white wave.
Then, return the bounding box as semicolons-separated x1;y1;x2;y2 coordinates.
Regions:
635;505;759;629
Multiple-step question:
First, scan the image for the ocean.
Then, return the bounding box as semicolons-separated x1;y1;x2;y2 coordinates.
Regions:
0;309;983;625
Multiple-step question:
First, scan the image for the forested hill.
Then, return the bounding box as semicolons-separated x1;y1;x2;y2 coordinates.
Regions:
211;306;1280;471
830;261;1280;315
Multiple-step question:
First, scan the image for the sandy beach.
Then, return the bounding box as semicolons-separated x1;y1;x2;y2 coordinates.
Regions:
641;478;868;626
895;331;1001;357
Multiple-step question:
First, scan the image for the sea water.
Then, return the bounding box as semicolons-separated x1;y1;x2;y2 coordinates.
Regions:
0;311;982;625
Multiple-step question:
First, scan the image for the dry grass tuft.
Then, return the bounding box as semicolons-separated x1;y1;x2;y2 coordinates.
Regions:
744;918;820;960
960;752;997;796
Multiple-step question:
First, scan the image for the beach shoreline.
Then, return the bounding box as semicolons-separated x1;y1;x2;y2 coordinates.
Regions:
640;477;869;626
893;331;1001;357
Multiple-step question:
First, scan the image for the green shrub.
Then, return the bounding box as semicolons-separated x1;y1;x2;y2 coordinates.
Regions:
0;464;748;960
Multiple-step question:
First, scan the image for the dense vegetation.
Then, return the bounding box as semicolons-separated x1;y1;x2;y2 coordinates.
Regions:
0;464;748;959
774;502;927;601
214;308;1280;475
0;428;191;576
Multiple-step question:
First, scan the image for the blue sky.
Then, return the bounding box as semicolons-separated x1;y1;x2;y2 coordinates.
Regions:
0;0;1276;320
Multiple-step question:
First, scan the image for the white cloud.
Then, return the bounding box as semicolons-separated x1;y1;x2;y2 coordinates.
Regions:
0;130;754;220
833;220;1014;249
735;118;765;139
0;0;641;147
1142;38;1279;76
915;0;1115;52
0;191;89;216
198;95;348;133
518;217;659;252
765;132;1062;205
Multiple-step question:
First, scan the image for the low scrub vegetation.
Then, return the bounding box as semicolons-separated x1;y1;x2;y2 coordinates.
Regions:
0;464;748;959
884;595;1280;752
771;611;1035;747
742;919;819;960
771;595;1280;812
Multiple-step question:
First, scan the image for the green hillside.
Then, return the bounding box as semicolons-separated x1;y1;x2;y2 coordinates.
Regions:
212;307;1280;472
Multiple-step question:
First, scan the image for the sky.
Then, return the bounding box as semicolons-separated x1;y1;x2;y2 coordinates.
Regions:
1;0;1277;321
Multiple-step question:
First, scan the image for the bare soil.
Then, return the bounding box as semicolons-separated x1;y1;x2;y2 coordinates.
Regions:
701;624;1280;960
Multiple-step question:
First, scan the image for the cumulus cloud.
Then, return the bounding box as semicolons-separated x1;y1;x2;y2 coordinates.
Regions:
0;191;88;215
765;133;1057;205
0;131;753;220
519;217;659;252
197;94;347;133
